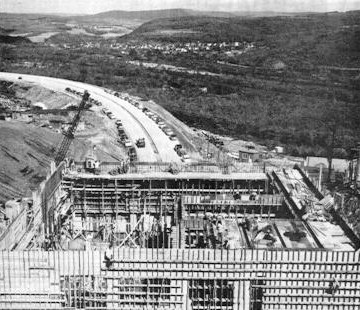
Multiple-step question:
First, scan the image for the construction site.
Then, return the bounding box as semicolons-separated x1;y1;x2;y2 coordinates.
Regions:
0;73;360;310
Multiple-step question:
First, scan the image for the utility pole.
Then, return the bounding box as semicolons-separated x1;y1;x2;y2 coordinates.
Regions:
206;139;210;163
352;142;360;189
318;164;323;193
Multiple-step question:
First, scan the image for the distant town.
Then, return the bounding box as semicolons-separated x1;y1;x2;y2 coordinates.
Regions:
49;36;255;58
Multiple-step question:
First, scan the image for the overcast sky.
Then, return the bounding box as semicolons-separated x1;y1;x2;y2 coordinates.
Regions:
1;0;359;14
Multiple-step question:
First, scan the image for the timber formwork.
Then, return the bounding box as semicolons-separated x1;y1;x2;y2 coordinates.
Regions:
61;175;278;217
2;168;359;310
0;248;359;310
59;174;292;250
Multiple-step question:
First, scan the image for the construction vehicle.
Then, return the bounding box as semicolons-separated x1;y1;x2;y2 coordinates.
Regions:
124;139;132;148
118;127;125;135
169;134;179;142
163;127;174;136
168;163;180;174
182;153;190;163
128;147;137;162
150;114;158;121
178;149;188;159
54;91;90;166
136;138;145;148
158;122;166;129
174;144;183;156
119;134;128;142
84;148;101;175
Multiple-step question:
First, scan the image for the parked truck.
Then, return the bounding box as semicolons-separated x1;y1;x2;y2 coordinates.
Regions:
136;138;145;148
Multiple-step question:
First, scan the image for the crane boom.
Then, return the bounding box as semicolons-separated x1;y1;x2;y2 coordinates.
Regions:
55;90;90;166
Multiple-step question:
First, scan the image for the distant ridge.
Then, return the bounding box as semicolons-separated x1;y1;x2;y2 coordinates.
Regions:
0;9;341;23
232;10;318;17
92;9;236;20
87;8;320;20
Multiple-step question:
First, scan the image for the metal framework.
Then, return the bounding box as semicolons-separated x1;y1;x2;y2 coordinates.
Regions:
55;91;90;166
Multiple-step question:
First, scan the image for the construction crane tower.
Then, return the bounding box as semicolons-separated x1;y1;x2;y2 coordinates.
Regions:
55;90;90;166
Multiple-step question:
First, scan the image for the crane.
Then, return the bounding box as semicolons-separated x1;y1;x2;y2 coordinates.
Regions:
54;90;90;166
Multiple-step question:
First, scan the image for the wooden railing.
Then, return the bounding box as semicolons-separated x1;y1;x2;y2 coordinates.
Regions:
70;161;266;175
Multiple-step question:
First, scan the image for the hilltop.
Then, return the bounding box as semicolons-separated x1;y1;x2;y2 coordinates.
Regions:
124;11;360;46
0;9;344;44
122;11;360;66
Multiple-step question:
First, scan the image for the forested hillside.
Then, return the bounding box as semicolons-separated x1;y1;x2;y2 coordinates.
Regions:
1;10;359;157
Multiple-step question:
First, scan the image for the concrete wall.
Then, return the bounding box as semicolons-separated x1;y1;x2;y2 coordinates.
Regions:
0;162;64;249
0;248;359;310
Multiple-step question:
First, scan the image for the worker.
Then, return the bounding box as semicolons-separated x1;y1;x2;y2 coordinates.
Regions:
233;193;241;200
250;191;258;201
104;245;114;269
328;277;340;295
217;220;224;242
244;217;251;231
43;237;50;250
211;220;217;248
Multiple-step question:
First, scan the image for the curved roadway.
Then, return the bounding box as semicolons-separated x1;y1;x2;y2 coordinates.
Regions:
0;72;181;163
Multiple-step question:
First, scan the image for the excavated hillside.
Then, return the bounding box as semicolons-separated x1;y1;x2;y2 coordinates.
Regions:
0;81;126;203
0;119;123;203
0;121;61;202
13;82;75;109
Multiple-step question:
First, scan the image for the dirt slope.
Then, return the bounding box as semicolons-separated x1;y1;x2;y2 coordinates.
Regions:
13;82;76;109
0;119;125;203
0;80;131;204
0;121;61;202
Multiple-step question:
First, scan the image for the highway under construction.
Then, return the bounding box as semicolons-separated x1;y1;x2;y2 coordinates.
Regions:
0;73;360;310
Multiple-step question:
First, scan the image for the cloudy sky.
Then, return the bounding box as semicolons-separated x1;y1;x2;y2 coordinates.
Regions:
1;0;359;14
